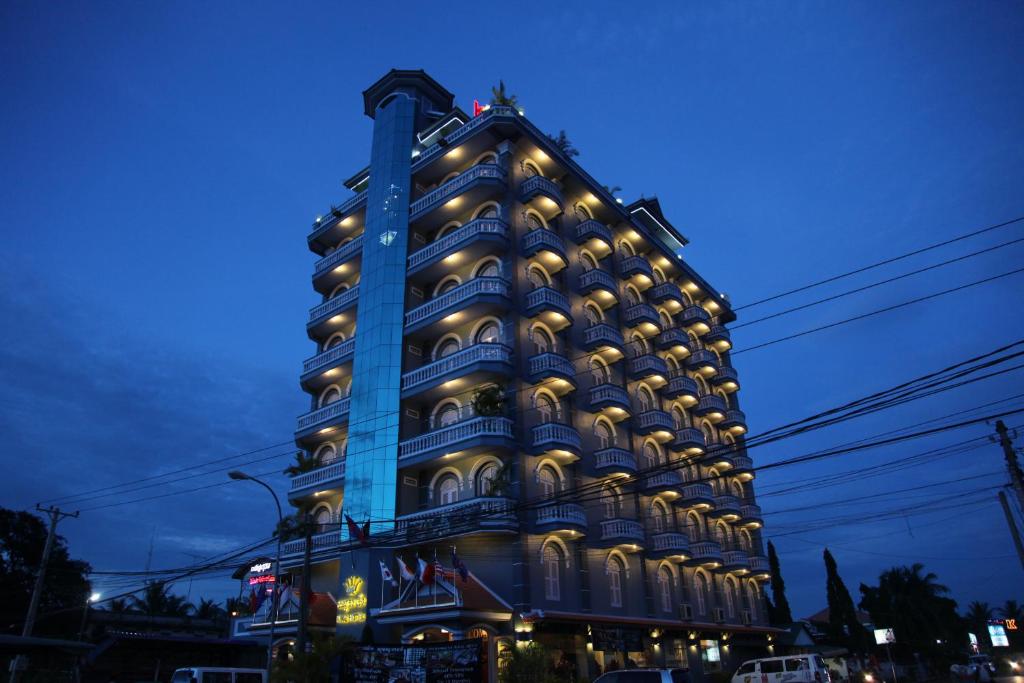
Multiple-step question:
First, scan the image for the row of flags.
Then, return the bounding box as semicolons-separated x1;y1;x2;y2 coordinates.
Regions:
248;577;315;615
378;548;469;588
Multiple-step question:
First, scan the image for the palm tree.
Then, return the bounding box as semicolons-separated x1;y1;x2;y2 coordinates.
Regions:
129;581;193;617
225;596;250;616
194;598;226;621
546;130;579;158
966;601;994;625
1001;599;1023;621
471;384;506;417
859;563;963;655
489;80;518;108
283;451;319;477
603;185;622;199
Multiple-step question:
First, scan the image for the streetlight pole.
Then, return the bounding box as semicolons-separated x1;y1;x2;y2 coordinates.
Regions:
229;471;283;680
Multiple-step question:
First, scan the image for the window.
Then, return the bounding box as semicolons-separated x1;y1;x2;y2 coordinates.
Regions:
687;513;703;542
476;463;500;496
694;573;707;614
475;153;498;166
785;659;809;672
602;486;619;519
525;212;545;231
624;286;641;307
474;259;501;278
659;311;673;328
314;443;336;465
658;567;673;612
433;337;460;360
672;407;689;430
695;374;710;395
438;475;459;505
532;326;554;354
701;422;716;446
535;392;558;423
580;251;598;271
236;675;263;683
716;523;729;546
652;267;666;284
319;386;342;407
736;663;756;676
651;501;668;533
620;240;636;257
724;578;736;617
747;584;760;621
608;557;624;607
475;321;501;344
760;660;784;674
595;420;614;448
435;277;460;296
642;442;660;469
313;506;332;531
434;402;461;428
583;303;603;326
526;265;549;289
523;161;540;178
538;467;557;498
590;358;609;384
543;545;561;601
574;203;592;222
630;333;649;355
665;355;680;374
324;333;346;350
637;386;655;412
435;222;460;240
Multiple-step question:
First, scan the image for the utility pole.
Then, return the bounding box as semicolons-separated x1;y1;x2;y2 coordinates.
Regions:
994;420;1024;510
9;505;79;683
296;514;313;661
998;492;1024;571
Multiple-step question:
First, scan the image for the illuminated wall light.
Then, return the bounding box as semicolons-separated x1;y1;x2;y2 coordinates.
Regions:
446;197;463;209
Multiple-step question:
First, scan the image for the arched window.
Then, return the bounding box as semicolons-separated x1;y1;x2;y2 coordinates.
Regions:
580;250;598;271
694;571;708;615
595;419;614;448
731;480;745;500
583;302;603;326
526;264;550;289
474;258;501;278
543;545;561;601
474;203;500;219
433;335;461;360
651;500;669;533
434;221;461;241
574;203;593;222
323;332;346;351
652;267;667;284
313;506;333;531
695;374;710;395
525;212;545;232
319;385;342;407
629;333;649;356
619;240;636;257
716;522;730;547
475;152;498;166
475;320;501;344
665;355;680;374
329;282;350;299
637;385;656;413
642;441;662;470
746;582;759;621
538;466;558;498
624;285;641;307
476;462;500;496
433;401;462;428
531;325;555;354
434;276;460;297
590;357;610;384
602;485;620;519
672;406;690;430
687;332;702;349
437;474;460;506
686;512;704;542
659;310;673;329
608;556;625;608
534;391;559;423
658;566;673;613
738;528;753;552
523;161;541;178
314;443;337;465
724;577;737;618
701;422;716;446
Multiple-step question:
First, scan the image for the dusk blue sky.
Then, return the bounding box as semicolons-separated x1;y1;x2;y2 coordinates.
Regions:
2;1;1022;617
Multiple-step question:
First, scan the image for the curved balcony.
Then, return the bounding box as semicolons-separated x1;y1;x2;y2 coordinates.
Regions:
404;276;512;334
680;305;712;331
308;190;367;248
623;303;660;328
710;366;740;391
412;105;518;169
529;422;583;457
634;409;675;437
575;268;618;298
642;469;683;494
520;228;568;268
708;494;742;521
721;409;748;433
749;555;771;579
295;398;350;442
526;351;576;386
663;373;700;402
618;254;654;281
731;454;754;479
282;526;343;560
648;281;685;306
685;349;719;374
579;323;624;353
720;549;750;573
519;175;564;209
534;502;587;533
740;503;763;528
397;497;518;542
587;384;631;414
693;394;727;421
300;337;356;386
599;518;645;546
407;218;509;278
574;219;613;246
523;286;572;325
401;343;514;397
627;353;669;381
398;416;515;466
656;328;689;351
686;540;723;567
648;532;690;560
670;427;706;454
705;324;732;349
677;482;714;509
593;447;637;476
312;234;364;289
288;460;345;498
307;286;359;332
410;164;507;222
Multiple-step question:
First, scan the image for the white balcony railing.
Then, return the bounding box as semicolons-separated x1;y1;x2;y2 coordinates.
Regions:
302;337;356;374
398;416;513;460
308;286;359;323
396;497;516;532
296;397;350;431
402;343;511;391
404;277;510;327
410;165;506;216
536;502;587;526
289;461;345;492
408;218;508;270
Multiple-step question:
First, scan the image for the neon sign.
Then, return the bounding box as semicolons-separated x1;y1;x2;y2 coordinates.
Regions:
250;562;272;574
248;574;276;586
337;575;367;625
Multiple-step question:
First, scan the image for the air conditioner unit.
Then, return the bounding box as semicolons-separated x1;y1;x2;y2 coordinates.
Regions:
713;607;725;623
680;603;693;620
742;609;752;625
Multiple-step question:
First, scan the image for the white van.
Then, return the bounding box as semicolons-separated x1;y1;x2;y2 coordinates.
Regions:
732;655;831;683
171;668;266;683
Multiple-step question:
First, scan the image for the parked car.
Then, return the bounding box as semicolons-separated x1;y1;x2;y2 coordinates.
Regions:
732;655;832;683
595;668;691;683
171;668;267;683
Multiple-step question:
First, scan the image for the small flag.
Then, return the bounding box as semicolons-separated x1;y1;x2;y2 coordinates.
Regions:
379;559;397;587
451;547;468;582
417;556;436;586
345;515;370;544
396;556;416;582
473;99;483;117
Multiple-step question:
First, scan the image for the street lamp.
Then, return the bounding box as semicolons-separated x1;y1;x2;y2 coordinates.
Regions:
228;470;283;679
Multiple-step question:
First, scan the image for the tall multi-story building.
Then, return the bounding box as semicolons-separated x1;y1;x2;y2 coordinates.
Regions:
268;69;774;680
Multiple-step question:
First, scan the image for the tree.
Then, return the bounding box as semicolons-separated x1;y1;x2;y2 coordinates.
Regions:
824;549;868;652
498;642;557;683
471;384;506;417
194;598;226;621
275;632;354;683
0;507;92;637
603;185;622;199
489;80;518;108
225;596;250;616
483;461;514;497
546;130;579;158
766;541;793;624
1001;599;1022;620
283;450;319;477
128;581;193;617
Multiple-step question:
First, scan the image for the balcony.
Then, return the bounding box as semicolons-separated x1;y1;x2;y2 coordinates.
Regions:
710;366;740;391
627;353;669;381
686;540;723;567
401;343;514;397
648;532;690;559
618;254;654;280
623;303;660;328
289;461;345;497
312;234;363;284
308;191;367;246
586;384;631;414
520;228;568;267
519;175;564;209
709;494;742;521
677;482;714;509
576;268;618;298
648;281;685;306
670;427;706;454
732;455;754;479
593;447;637;476
397;497;518;541
720;549;750;573
404;276;512;334
307;286;359;331
300;337;356;384
526;352;576;386
535;502;587;532
705;324;732;349
680;305;712;331
749;555;770;579
685;349;719;375
573;219;613;246
412;106;518;168
721;409;748;433
410;164;507;222
740;503;763;528
655;328;689;351
282;527;342;560
407;218;509;278
600;519;645;546
579;323;625;353
398;416;515;466
523;286;572;325
634;410;675;437
642;470;683;494
663;373;700;402
295;398;350;441
529;422;582;457
693;395;727;421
